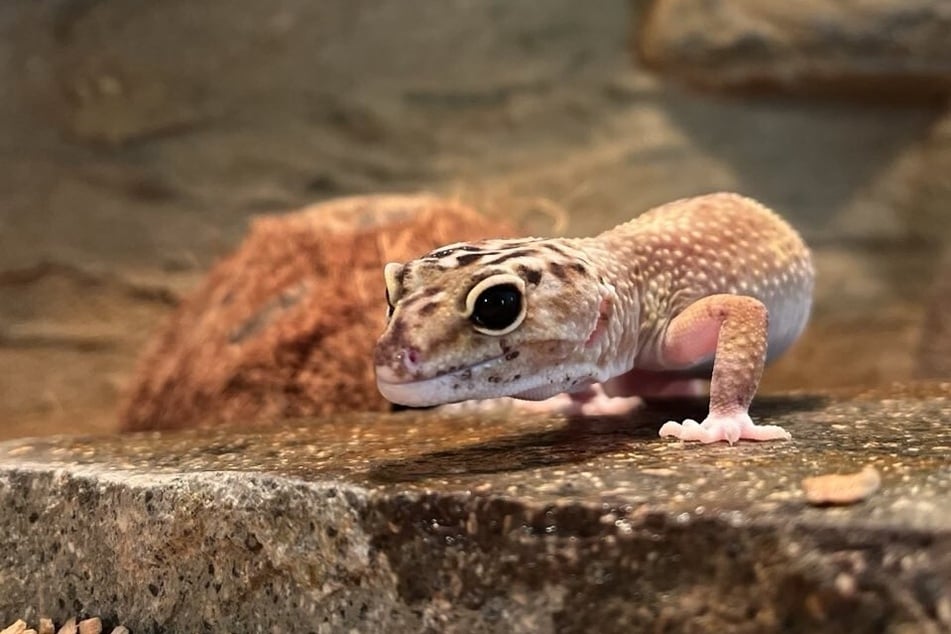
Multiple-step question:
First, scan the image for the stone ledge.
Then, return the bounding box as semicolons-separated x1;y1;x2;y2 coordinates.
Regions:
0;383;949;633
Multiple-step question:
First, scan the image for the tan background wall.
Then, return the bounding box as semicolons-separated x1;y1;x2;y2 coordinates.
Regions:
1;0;948;438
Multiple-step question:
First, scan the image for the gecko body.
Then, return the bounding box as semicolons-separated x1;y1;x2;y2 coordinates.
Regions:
374;193;814;443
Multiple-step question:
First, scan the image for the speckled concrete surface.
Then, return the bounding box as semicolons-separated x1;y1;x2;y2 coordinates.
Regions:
0;382;949;633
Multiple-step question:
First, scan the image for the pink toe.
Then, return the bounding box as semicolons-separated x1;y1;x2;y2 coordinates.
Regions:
739;423;792;441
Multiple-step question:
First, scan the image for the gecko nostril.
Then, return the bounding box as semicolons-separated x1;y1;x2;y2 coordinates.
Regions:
398;346;422;373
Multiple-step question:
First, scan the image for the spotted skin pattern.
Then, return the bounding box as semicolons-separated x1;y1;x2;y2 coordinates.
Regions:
374;193;814;443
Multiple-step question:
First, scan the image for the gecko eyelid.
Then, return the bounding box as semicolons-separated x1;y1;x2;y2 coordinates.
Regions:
465;274;526;336
383;262;404;312
385;290;394;319
383;285;396;320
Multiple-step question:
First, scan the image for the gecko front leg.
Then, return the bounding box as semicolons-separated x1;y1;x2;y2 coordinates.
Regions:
657;294;791;444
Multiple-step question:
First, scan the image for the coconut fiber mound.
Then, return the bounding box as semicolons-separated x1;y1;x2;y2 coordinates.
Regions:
118;194;517;431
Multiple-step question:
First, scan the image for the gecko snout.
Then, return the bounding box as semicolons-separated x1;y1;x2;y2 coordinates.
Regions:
374;344;422;380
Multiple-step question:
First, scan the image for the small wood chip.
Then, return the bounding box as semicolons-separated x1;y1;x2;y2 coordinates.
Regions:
55;619;77;634
38;619;54;634
802;465;881;505
109;628;130;634
76;619;101;634
0;621;27;634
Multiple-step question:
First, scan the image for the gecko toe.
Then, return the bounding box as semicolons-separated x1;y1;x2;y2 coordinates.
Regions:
737;422;792;441
659;418;703;441
660;412;791;444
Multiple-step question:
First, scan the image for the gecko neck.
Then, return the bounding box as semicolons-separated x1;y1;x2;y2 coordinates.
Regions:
559;235;644;382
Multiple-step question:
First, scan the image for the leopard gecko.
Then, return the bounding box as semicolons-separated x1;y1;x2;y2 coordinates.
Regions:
374;193;814;443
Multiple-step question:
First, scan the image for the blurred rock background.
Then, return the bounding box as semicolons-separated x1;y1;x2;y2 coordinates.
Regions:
0;0;948;439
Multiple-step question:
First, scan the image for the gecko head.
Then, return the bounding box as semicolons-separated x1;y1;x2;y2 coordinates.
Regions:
374;238;615;407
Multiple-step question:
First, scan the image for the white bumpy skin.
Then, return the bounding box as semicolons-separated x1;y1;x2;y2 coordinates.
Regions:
374;193;814;444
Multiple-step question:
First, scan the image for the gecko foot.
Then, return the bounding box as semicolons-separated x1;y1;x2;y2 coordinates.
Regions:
658;411;791;445
516;383;643;417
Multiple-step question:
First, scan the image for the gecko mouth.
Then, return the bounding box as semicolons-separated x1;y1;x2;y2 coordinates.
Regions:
375;353;510;407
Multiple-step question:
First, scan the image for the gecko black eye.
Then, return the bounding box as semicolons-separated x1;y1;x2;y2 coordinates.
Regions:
470;284;523;333
464;273;527;336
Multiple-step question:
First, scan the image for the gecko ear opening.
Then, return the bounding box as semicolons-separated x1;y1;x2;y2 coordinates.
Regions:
464;274;527;336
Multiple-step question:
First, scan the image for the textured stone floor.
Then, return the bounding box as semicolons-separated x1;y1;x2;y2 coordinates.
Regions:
0;382;948;633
